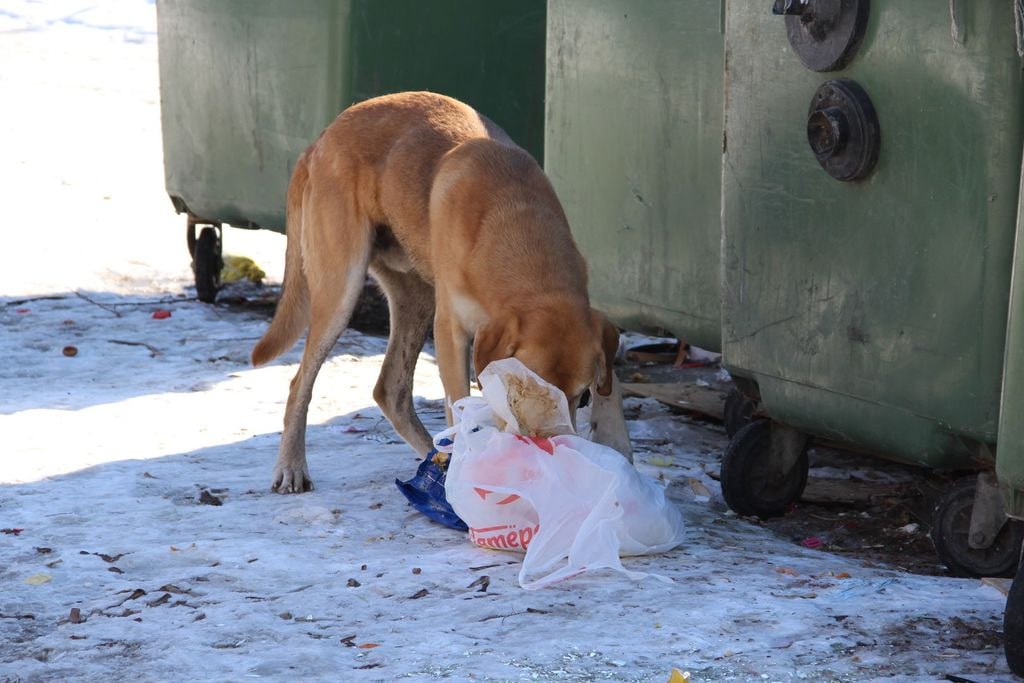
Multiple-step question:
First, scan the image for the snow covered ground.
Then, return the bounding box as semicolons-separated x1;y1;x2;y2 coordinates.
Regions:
0;2;1016;681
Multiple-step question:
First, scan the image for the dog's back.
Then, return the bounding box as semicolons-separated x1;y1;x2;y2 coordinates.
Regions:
323;93;514;274
252;92;512;367
429;137;589;306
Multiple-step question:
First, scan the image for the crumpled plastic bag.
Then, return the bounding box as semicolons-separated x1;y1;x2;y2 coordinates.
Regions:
437;358;685;590
221;255;266;284
394;442;468;532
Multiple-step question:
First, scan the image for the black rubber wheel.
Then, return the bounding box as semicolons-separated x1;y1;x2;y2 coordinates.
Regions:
1006;554;1024;676
192;226;223;303
930;477;1024;578
724;389;757;438
720;419;809;519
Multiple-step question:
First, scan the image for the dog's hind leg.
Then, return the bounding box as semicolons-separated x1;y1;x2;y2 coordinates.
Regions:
371;265;436;455
273;198;373;493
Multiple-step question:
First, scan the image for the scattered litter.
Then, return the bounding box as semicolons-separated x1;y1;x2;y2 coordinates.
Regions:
221;255;265;284
668;669;691;683
89;552;124;563
148;593;171;607
62;345;78;357
688;478;712;500
625;342;679;365
151;310;171;320
982;577;1012;597
467;575;490;593
622;382;728;422
2;528;24;536
24;573;52;586
198;489;223;506
676;359;717;369
834;577;899;601
395;445;467;531
897;523;919;534
801;536;826;549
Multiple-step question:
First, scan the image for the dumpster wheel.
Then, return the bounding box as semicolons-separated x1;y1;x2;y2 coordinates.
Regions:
189;223;223;304
930;477;1024;578
724;389;757;438
720;419;809;519
1006;553;1024;676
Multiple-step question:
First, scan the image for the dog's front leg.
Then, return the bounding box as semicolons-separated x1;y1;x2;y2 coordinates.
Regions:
589;374;633;462
432;303;472;425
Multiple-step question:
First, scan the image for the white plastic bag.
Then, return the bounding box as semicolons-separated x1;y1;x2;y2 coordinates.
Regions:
437;358;685;590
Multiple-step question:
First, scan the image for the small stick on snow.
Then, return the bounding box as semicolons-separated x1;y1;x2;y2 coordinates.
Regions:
75;291;123;318
4;295;68;307
108;339;161;357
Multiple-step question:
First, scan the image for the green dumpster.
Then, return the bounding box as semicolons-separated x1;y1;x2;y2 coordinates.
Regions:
544;0;725;351
156;0;545;299
998;156;1024;676
719;0;1024;579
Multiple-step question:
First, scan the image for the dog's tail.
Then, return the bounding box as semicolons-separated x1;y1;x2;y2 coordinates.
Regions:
252;156;311;367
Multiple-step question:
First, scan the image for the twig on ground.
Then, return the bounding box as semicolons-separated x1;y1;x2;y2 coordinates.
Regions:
76;291;123;318
479;611;531;623
108;339;161;357
4;295;69;307
178;337;264;343
104;297;188;307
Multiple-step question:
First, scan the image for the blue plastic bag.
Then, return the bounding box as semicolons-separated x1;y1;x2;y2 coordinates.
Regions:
395;440;468;532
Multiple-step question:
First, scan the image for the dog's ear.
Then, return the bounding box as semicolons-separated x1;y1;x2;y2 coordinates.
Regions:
473;315;519;380
592;309;620;397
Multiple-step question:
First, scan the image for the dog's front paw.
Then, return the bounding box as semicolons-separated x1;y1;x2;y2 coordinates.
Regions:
272;463;314;494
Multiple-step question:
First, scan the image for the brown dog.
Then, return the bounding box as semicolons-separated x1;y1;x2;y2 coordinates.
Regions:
252;92;630;493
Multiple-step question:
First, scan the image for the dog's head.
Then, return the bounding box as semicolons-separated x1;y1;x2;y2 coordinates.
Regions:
473;306;619;421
